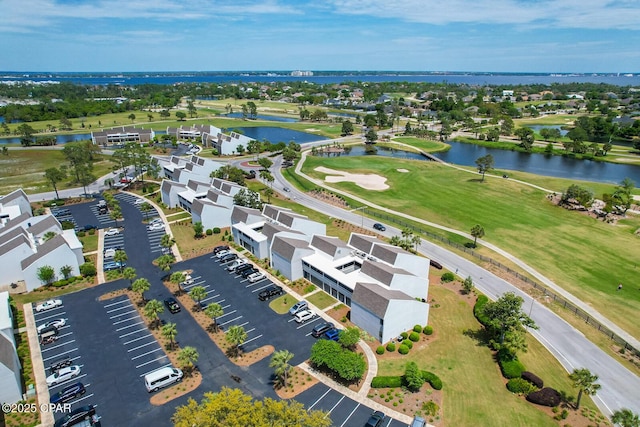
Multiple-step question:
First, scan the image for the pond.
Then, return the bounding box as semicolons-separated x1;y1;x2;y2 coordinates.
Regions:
222;113;298;123
526;124;569;136
230;127;325;144
316;145;427;161
0;133;93;144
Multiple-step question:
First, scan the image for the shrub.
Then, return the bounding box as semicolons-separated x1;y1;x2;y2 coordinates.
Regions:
76;231;86;237
398;344;410;355
206;229;213;236
521;371;544;388
473;295;490;326
423;325;433;335
526;387;562;407
441;272;455;282
421;371;443;390
499;358;526;379
88;229;96;235
213;227;221;234
404;340;413;349
413;324;422;333
79;262;96;277
408;332;420;342
400;332;408;340
507;378;537;395
52;279;70;288
371;376;402;388
386;343;396;352
376;346;385;355
404;362;424;391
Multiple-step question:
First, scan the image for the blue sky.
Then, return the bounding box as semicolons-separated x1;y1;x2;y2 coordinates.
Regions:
2;0;640;73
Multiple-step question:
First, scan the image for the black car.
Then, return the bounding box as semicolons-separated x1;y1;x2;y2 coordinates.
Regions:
49;356;73;372
54;405;97;427
50;382;85;404
219;253;238;263
311;322;335;338
164;297;181;314
241;267;258;279
258;285;284;301
373;223;386;232
213;245;229;255
234;263;254;274
364;411;385;427
83;224;98;231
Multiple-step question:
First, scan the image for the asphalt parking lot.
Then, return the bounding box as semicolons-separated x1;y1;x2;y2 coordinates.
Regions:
35;194;411;426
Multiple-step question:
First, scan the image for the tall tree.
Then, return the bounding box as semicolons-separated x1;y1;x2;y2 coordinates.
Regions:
37;265;56;285
132;277;151;301
341;120;354;136
177;346;200;375
470;224;485;247
113;249;128;273
226;325;247;357
189;285;207;310
569;368;601;409
162;322;178;350
204;302;224;333
144;299;164;329
475;154;494;181
482;292;537;357
155;254;175;272
257;156;273;170
60;265;73;280
122;266;137;286
611;409;640;427
613;177;635;214
269;349;294;388
44;167;67;200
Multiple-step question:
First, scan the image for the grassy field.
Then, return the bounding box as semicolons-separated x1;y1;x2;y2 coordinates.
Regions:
299;155;640;339
391;136;450;152
0;149;114;195
306;290;338;310
377;284;597;426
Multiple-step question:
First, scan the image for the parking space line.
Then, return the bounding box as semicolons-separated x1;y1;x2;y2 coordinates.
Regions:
57;332;73;339
251;284;272;293
339;403;360;427
49;373;87;391
70;393;94;406
107;305;134;314
307;388;331;410
135;355;168;369
116;321;144;331
35;311;67;321
127;341;158;352
123;334;152;345
139;364;172;377
327;395;345;417
244;327;255;334
119;327;148;338
216;310;236;319
220;316;242;326
42;348;78;362
131;348;163;360
113;315;141;325
383;418;392;427
241;335;262;346
109;309;137;319
41;340;76;352
103;299;130;308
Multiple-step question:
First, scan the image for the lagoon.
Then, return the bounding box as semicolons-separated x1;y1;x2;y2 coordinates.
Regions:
230;127;324;144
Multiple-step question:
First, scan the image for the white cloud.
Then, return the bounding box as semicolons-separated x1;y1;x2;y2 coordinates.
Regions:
326;0;640;30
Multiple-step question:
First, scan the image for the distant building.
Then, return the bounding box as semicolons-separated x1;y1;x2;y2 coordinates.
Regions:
91;126;155;147
290;70;314;77
201;125;253;156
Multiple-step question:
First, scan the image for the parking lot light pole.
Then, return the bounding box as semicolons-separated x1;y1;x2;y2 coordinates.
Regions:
354;205;367;228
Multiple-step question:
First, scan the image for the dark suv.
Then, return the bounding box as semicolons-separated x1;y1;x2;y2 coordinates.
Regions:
234;263;254;274
241;267;258;279
164;297;181;314
311;322;335;338
50;382;86;404
54;405;97;427
258;285;284;301
373;223;386;232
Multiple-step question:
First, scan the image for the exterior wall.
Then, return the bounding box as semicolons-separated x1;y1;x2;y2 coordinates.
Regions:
160;181;186;208
302;261;353;306
0;363;22;404
271;251;295;280
0;243;34;286
381;299;429;344
22;246;80;292
291;218;326;236
232;226;268;258
193;204;232;230
389;275;429;300
350;301;383;342
392;253;430;278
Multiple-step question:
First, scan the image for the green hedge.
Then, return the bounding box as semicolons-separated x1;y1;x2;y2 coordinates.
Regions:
376;346;385;355
473;295;490;326
409;332;420;342
404;340;413;349
398;344;410;354
386;342;396;352
413;324;423;333
441;272;455;282
507;378;537;395
423;325;433;335
400;331;408;339
371;376;403;388
421;370;443;390
499;358;526;379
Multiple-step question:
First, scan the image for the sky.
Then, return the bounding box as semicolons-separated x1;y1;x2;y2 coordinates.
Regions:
2;0;640;73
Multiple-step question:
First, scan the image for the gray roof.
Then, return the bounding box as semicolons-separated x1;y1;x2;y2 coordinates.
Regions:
271;236;309;261
20;234;67;270
0;226;29;247
0;333;18;375
0;188;28;205
348;233;380;254
277;211;307;228
26;216;60;236
262;222;301;241
161;180;185;193
361;260;412;286
231;205;261;224
311;235;349;257
0;212;31;234
352;282;413;318
371;243;404;265
0;233;31;257
262;204;290;221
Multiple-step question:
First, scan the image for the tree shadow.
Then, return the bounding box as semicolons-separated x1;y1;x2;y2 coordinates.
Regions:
462;327;491;347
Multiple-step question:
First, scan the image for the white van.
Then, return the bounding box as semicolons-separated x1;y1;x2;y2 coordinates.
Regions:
144;367;183;392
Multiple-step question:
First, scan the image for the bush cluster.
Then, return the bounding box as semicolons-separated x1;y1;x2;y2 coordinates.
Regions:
52;277;80;288
206;229;213;236
499;357;526;379
423;325;433;335
376;346;385;355
400;332;408;340
507;378;537;395
421;371;443;390
213;227;221;234
473;295;490;326
403;340;413;349
398;344;410;355
310;340;365;383
441;272;455;282
408;332;420;342
526;387;561;407
521;371;544;388
371;376;402;388
413;324;423;333
79;262;96;277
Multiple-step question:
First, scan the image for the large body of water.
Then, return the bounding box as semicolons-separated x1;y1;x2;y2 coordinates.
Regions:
231;127;323;144
2;72;640;86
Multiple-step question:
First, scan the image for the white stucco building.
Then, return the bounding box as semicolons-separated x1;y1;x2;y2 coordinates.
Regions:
0;291;21;404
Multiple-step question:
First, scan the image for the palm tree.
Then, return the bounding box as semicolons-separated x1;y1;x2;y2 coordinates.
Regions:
269;349;294;388
122;267;137;287
132;278;151;302
177;346;200;376
114;250;128;273
470;224;485;248
225;325;247;358
569;368;601;409
162;322;178;350
60;265;73;280
611;409;640;427
140;202;152;220
204;303;224;333
189;286;207;311
109;205;122;228
144;299;164;329
161;234;175;251
155;254;175;273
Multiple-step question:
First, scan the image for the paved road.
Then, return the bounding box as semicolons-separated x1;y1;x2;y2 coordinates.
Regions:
270;153;640;417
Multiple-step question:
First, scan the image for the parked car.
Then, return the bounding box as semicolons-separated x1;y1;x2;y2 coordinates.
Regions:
373;223;386;232
37;319;66;334
50;382;86;404
104;228;120;236
39;326;59;345
411;415;427;427
288;301;308;315
35;299;63;313
134;198;145;205
103;261;126;271
241;267;258;279
213;245;229;255
215;250;231;259
53;405;96;427
46;365;81;386
149;218;163;225
219;253;238;263
311;322;334;338
164;297;181;314
258;285;284;301
103;248;116;259
247;272;265;283
234;263;254;274
226;259;247;271
323;328;340;341
161;247;173;256
294;309;316;323
49;356;73;373
365;411;386;427
148;223;165;231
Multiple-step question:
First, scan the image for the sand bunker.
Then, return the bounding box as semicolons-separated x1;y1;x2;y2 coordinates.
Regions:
397;168;409;173
315;166;389;190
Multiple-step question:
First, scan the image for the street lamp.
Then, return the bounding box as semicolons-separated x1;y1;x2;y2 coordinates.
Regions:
354;205;367;228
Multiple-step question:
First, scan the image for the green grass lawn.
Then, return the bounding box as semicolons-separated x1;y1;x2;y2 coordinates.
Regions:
299;155;640;338
391;136;450;152
377;285;597;426
306;290;338;310
269;294;298;314
78;233;98;253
